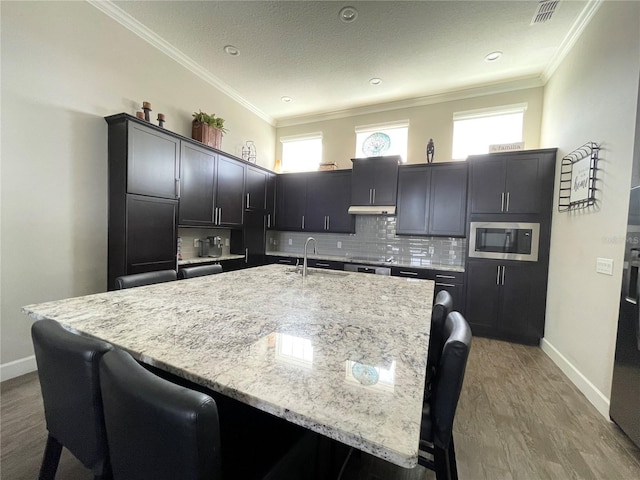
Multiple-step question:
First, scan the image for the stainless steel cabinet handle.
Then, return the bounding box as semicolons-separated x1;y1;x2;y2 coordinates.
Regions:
399;271;419;276
176;179;181;198
301;215;305;229
278;259;292;264
506;192;510;212
435;282;456;287
501;192;505;212
496;265;501;285
372;188;376;204
246;193;250;209
316;262;330;267
369;188;373;204
245;248;248;263
435;274;456;279
267;213;271;228
501;265;506;285
326;216;330;230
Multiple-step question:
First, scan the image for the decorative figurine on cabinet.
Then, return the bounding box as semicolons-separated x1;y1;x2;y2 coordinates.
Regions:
426;138;435;163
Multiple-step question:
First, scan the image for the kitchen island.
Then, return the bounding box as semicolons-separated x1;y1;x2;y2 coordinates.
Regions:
23;264;434;468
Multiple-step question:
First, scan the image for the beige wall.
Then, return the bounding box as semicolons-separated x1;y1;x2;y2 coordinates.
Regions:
0;1;274;374
276;88;544;168
540;1;640;416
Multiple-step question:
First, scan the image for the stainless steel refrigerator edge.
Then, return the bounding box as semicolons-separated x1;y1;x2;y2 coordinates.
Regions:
609;80;640;448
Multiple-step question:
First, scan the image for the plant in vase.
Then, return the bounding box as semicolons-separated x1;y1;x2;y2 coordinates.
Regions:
192;110;228;149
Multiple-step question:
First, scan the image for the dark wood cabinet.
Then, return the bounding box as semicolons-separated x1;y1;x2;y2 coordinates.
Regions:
126;194;178;275
275;170;354;233
468;149;556;215
107;114;181;289
246;165;267;211
179;142;216;226
179;146;244;228
391;267;465;313
276;173;308;231
465;259;547;344
396;162;467;237
351;156;399;206
266;173;276;229
305;171;354;233
127;122;180;199
215;155;244;227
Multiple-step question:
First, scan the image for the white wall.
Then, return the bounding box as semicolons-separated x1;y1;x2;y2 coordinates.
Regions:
540;1;640;417
276;87;544;168
0;1;275;377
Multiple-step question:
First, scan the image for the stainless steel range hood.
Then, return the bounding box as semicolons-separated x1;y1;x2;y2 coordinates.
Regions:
347;205;396;215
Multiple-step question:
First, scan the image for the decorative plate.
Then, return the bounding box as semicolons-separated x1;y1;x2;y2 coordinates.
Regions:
362;132;391;156
351;362;379;386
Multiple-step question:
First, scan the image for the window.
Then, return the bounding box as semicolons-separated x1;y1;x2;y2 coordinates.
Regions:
280;133;323;172
355;121;409;162
452;104;526;160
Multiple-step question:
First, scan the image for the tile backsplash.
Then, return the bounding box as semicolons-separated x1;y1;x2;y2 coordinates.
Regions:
267;216;466;267
178;227;231;259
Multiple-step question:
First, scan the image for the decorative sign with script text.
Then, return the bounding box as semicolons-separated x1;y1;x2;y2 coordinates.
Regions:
570;156;592;204
489;142;524;153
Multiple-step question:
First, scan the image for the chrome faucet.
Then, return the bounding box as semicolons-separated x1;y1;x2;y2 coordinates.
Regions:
303;237;317;277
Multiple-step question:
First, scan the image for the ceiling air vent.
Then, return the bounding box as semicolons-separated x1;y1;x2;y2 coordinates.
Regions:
531;0;560;25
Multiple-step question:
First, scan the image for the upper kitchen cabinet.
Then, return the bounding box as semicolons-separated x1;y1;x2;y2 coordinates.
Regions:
305;170;355;233
127;121;180;199
215;154;245;227
396;162;468;237
350;156;400;208
276;172;308;231
468;149;557;215
275;170;355;233
178;145;244;228
266;173;276;229
246;165;268;211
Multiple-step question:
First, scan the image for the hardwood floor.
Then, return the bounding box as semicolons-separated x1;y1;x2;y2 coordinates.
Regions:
2;337;639;480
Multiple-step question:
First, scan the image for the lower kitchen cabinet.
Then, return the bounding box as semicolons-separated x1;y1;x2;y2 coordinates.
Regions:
465;258;547;344
391;267;465;313
108;194;178;290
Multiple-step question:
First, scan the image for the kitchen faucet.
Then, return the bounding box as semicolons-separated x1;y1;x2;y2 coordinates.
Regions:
303;237;317;277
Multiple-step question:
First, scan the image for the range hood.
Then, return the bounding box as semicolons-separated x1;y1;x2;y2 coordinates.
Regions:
348;205;396;215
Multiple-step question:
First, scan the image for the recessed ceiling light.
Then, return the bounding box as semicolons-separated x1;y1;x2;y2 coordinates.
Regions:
224;45;240;56
339;6;358;23
485;51;503;62
281;96;292;103
369;78;382;86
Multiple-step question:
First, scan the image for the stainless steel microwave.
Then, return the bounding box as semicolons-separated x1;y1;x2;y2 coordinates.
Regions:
469;222;540;262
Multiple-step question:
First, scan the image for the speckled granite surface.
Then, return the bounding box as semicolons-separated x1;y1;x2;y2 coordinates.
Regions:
266;251;465;272
23;264;434;467
178;253;244;265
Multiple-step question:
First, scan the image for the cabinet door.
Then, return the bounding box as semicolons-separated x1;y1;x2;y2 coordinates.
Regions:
396;166;430;235
500;263;546;340
372;159;399;205
351;159;376;205
242;209;266;267
266;173;276;229
433;283;465;315
179;142;215;226
126;194;177;276
465;259;501;331
246;166;267;210
324;171;355;233
428;163;468;237
215;155;245;227
276;174;307;230
127;122;179;199
469;158;506;214
504;155;541;214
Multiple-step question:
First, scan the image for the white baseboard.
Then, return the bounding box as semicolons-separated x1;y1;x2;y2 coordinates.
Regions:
541;338;611;420
0;355;37;382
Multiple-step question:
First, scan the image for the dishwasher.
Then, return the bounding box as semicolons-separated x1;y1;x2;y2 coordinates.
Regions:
344;264;391;276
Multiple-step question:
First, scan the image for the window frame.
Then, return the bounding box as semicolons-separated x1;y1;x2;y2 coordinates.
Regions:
279;132;323;173
354;120;409;162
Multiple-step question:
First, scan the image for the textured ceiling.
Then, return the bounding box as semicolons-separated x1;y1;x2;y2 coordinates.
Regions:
106;1;593;125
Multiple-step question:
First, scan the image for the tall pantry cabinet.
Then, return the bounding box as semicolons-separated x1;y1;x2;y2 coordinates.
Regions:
106;114;180;290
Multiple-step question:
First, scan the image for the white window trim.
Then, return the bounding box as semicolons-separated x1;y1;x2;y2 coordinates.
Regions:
453;103;528;121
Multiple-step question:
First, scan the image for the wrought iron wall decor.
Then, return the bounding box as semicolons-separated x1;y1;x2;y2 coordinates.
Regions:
558;142;600;212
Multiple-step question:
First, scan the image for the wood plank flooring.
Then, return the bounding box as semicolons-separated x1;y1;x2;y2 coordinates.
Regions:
2;337;639;480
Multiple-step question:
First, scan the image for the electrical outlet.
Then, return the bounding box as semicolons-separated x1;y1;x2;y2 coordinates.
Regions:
225;238;230;246
288;238;293;245
337;241;342;249
596;257;614;275
193;239;199;247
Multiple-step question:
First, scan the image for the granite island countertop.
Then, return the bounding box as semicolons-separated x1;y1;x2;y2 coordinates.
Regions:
178;253;245;266
23;264;434;468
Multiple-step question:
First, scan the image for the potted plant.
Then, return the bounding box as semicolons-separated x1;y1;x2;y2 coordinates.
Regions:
192;110;228;149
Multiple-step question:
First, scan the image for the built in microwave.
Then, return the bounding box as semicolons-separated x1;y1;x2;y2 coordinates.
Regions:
469;222;540;262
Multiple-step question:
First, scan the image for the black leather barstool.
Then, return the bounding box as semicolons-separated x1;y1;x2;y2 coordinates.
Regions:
178;264;223;279
426;290;454;386
99;349;222;479
113;269;177;290
419;311;472;480
31;319;113;480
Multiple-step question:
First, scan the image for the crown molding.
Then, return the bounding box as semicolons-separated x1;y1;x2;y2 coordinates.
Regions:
542;0;603;82
275;76;545;128
87;0;275;126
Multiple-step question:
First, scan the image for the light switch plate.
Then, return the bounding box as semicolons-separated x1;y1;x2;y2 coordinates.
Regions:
596;257;614;275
